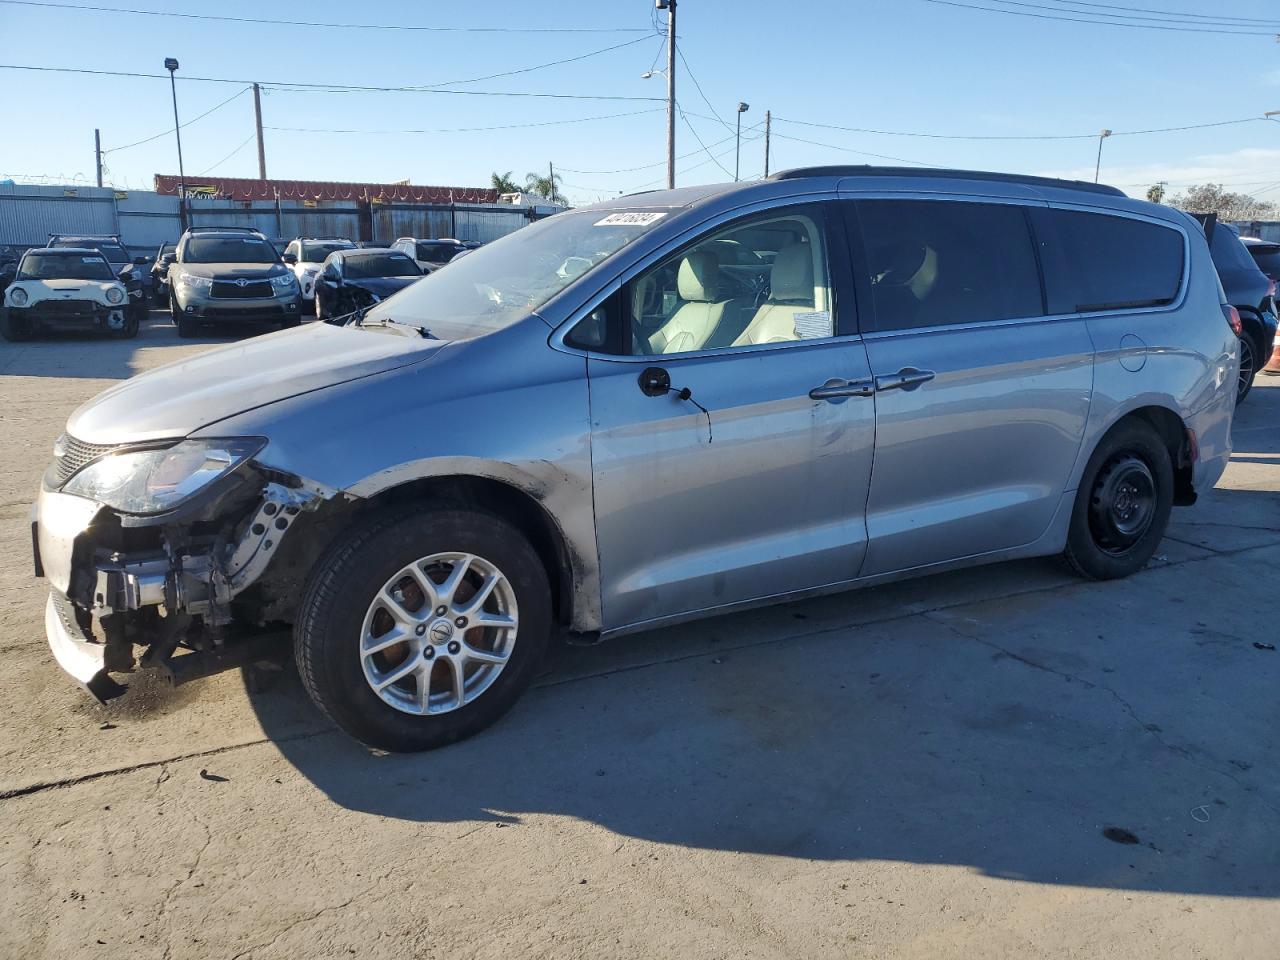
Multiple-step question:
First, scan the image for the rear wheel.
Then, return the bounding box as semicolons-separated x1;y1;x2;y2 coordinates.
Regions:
1236;335;1257;405
1064;421;1173;580
296;506;552;752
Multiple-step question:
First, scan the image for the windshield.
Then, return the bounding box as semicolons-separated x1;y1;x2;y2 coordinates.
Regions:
363;208;667;339
1247;244;1280;280
344;252;421;279
18;252;116;281
185;236;278;264
418;243;459;264
53;240;128;263
302;240;354;263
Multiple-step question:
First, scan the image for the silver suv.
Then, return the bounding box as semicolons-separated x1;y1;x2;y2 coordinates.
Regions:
167;226;301;337
32;167;1237;751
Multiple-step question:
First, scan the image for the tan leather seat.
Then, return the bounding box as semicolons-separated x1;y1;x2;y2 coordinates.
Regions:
648;251;739;355
733;243;820;346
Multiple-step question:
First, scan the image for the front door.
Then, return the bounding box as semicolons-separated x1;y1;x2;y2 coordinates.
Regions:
583;203;878;630
849;198;1094;576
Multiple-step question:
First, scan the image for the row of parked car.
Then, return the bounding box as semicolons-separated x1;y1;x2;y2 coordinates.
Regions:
1;229;480;341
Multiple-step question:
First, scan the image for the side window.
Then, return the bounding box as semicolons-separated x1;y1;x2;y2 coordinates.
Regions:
858;200;1042;332
1034;208;1184;313
624;206;833;356
323;261;340;280
284;241;298;260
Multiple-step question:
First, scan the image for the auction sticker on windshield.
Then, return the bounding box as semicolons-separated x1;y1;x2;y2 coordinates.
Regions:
594;212;667;227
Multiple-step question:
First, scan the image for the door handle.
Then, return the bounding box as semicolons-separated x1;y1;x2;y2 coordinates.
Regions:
809;378;875;401
874;367;936;393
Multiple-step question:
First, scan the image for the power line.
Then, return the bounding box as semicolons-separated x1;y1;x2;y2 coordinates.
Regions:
0;0;650;32
0;64;664;101
198;134;256;175
403;36;652;90
1037;0;1278;25
770;113;1268;141
266;107;663;136
677;104;736;178
918;0;1279;35
675;47;734;134
103;86;251;153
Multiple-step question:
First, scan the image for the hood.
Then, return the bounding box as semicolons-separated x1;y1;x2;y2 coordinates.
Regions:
66;322;448;444
348;276;422;299
177;262;288;280
27;278;121;294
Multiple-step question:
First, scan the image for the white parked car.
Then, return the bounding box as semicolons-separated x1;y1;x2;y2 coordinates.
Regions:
1;247;137;340
281;238;355;302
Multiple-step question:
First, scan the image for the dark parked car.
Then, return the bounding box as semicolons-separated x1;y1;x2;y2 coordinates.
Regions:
150;241;178;306
391;237;467;273
314;248;423;319
1242;236;1280;281
1194;216;1277;403
47;234;148;325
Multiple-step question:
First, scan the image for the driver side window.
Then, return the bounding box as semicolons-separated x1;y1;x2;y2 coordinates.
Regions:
625;206;833;356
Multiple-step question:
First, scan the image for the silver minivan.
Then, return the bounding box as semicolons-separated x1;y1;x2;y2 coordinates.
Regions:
33;167;1238;751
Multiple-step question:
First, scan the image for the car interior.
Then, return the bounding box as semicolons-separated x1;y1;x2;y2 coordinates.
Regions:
628;213;832;355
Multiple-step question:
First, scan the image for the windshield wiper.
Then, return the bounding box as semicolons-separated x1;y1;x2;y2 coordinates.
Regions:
350;310;433;338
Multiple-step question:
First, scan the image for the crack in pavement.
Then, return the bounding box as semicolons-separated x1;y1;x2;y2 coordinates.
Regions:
155;811;213;960
926;614;1280;819
4;536;1280;803
227;867;395;960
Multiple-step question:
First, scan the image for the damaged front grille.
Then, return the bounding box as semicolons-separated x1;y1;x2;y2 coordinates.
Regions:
53;434;118;484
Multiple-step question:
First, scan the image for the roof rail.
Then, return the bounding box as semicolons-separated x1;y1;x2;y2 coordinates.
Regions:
185;225;265;235
767;165;1127;198
48;233;122;242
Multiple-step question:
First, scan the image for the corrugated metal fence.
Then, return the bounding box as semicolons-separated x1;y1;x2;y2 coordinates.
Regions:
1;184;553;253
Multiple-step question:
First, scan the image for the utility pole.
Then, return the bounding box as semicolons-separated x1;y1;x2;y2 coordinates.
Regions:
763;110;771;178
165;57;187;228
252;82;267;180
659;0;676;189
94;128;103;188
1094;128;1112;184
549;160;555;203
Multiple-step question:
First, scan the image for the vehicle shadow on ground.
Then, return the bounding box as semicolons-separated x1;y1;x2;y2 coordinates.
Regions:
0;312;269;379
247;470;1280;898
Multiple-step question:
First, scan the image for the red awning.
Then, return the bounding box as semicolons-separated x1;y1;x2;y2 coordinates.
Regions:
154;175;496;204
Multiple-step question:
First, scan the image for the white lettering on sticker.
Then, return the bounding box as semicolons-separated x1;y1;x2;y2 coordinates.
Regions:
793;310;832;339
594;212;667;227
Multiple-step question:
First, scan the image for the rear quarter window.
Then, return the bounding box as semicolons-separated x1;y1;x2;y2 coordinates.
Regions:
1033;209;1184;314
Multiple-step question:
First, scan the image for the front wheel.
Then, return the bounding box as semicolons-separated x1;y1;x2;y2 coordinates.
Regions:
1063;421;1173;580
295;507;552;752
314;295;326;321
0;308;32;342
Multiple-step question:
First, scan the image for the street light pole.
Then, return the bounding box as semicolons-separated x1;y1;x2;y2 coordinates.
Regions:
735;102;750;181
165;57;188;228
1094;128;1112;184
657;0;676;189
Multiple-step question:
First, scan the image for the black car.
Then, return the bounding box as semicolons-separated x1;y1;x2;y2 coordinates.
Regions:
314;248;423;320
1193;216;1278;404
47;234;149;325
1242;236;1280;282
150;241;178;306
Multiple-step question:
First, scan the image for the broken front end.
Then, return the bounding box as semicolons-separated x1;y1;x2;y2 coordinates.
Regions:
33;435;340;701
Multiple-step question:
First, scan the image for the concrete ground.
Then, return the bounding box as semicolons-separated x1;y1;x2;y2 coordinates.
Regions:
0;312;1277;959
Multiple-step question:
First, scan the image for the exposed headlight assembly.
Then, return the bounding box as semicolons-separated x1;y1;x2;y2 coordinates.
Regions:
62;438;266;514
179;274;213;291
106;286;125;304
9;287;28;306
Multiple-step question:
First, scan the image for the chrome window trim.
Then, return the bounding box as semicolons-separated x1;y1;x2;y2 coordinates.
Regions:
547;191;863;363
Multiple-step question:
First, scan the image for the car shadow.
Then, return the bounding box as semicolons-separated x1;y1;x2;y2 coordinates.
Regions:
245;381;1280;900
0;310;276;379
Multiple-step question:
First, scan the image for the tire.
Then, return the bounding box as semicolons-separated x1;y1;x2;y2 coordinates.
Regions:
112;312;140;339
1236;334;1257;405
0;308;32;342
172;300;199;338
1063;420;1174;581
296;506;552;752
281;315;302;329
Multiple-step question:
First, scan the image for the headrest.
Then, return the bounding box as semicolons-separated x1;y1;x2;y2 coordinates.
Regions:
770;243;814;303
677;251;720;302
872;242;938;300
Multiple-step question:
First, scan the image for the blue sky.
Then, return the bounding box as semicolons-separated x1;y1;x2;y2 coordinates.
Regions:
2;0;1279;204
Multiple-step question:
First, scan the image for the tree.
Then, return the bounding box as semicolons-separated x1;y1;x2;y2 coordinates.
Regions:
1167;183;1278;222
490;171;519;194
1145;183;1165;205
524;170;566;205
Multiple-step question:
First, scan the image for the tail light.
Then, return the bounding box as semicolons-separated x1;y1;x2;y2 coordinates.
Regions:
1223;304;1242;337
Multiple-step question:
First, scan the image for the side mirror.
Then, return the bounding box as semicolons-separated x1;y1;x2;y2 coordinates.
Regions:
282;253;297;265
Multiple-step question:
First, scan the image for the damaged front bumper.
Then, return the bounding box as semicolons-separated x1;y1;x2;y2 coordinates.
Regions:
34;473;332;702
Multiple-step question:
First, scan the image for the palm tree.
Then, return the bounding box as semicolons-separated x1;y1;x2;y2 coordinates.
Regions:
490;171;519;194
524;171;566;205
